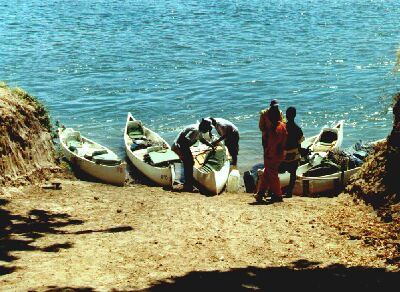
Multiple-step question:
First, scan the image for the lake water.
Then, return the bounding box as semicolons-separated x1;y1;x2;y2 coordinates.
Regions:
1;0;399;171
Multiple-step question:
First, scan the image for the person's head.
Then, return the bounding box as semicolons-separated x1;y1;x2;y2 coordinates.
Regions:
286;106;297;121
270;99;279;107
268;105;281;128
199;118;212;133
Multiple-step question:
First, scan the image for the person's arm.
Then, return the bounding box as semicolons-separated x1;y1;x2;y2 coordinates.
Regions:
259;110;266;132
297;128;306;157
277;128;288;156
199;131;214;148
298;128;305;143
212;126;228;146
200;137;214;148
212;135;225;146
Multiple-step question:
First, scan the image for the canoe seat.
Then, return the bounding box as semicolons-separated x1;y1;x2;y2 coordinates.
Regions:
92;152;122;166
312;141;336;152
129;131;146;139
83;149;108;159
147;149;180;165
127;120;146;139
147;146;164;153
67;140;83;152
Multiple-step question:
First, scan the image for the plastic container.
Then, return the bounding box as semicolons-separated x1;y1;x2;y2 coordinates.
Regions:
174;162;185;184
226;169;240;193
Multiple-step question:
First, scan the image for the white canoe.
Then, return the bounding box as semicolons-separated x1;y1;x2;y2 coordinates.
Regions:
58;127;126;186
290;138;384;196
124;112;179;187
191;142;230;195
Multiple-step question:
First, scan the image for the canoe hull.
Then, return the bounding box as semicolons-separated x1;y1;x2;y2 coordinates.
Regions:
193;160;230;195
125;147;175;187
192;143;230;195
291;139;383;195
59;128;126;186
291;167;360;196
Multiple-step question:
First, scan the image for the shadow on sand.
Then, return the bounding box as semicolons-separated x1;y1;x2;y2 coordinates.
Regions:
37;260;398;292
137;260;398;292
0;198;133;276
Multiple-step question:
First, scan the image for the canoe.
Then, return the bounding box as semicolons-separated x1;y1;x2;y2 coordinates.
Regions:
308;120;344;152
58;127;126;186
124;112;180;187
191;142;230;195
290;139;384;196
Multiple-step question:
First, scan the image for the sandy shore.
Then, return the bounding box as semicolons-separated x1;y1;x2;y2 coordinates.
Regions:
0;179;398;291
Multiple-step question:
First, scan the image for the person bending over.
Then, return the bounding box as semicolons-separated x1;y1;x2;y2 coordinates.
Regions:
171;122;214;192
199;117;240;167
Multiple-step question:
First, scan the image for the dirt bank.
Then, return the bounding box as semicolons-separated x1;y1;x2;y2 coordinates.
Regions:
346;93;400;225
0;83;61;186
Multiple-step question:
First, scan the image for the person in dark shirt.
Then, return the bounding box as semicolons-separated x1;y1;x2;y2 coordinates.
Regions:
171;122;214;192
281;107;304;197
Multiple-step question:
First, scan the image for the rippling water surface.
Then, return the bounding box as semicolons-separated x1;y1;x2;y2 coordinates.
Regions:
1;0;399;169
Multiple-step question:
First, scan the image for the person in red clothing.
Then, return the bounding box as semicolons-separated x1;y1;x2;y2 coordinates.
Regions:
255;104;288;203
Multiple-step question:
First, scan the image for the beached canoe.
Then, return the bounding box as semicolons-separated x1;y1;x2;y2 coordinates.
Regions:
124;112;180;187
290;139;384;196
191;142;230;195
58;127;126;186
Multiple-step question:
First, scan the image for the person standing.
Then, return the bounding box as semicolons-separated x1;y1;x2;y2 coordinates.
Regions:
259;99;285;150
171;122;214;192
255;105;288;202
199;117;240;167
281;107;304;197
